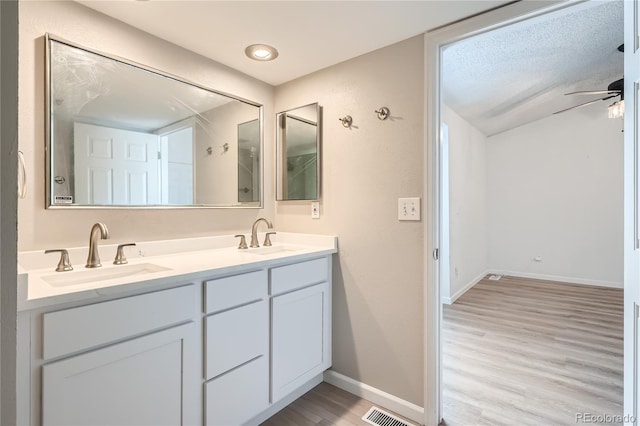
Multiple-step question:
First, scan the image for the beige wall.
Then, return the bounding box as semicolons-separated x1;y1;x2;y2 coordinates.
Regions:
18;1;274;251
274;36;425;405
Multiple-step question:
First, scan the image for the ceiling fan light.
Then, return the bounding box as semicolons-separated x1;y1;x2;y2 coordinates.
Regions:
608;100;625;119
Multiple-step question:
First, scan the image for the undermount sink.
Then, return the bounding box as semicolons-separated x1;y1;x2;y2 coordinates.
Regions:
42;263;171;287
247;246;299;256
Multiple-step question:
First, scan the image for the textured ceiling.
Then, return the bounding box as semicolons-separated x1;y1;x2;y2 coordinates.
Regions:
442;0;624;136
77;0;509;86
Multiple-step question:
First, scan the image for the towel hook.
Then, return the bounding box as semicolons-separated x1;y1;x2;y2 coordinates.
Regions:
338;115;353;128
374;107;390;120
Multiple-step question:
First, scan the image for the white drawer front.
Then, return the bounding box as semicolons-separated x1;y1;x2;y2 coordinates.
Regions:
204;269;267;313
205;299;267;380
43;285;195;361
205;356;269;426
270;257;328;295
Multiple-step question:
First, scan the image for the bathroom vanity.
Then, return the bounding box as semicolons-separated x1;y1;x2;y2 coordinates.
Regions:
16;233;336;426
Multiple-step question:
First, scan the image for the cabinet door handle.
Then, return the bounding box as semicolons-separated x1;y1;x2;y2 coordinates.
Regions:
18;150;27;199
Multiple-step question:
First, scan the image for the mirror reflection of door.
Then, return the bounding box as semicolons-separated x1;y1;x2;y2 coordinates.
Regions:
159;125;194;205
237;119;260;203
74;123;160;205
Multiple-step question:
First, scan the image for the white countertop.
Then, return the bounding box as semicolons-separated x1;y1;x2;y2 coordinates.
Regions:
18;232;337;311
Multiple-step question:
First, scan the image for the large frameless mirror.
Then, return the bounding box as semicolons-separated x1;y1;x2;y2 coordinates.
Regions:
46;34;262;208
276;103;320;201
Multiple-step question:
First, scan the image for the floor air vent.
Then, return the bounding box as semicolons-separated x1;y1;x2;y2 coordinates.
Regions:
362;406;415;426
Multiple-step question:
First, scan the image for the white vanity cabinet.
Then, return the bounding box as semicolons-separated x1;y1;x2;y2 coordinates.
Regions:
270;257;332;402
18;240;336;426
28;285;199;426
203;270;269;426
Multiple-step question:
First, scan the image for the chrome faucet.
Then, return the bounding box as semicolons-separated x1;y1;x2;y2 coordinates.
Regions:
86;222;110;268
250;218;273;248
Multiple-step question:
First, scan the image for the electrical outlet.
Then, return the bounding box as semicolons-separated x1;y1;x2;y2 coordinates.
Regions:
398;197;421;221
311;201;320;219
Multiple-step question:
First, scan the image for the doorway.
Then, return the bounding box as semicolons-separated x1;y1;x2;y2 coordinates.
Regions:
424;1;634;425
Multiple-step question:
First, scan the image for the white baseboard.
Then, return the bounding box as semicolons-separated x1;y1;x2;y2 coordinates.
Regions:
441;270;489;305
323;370;424;425
488;270;623;289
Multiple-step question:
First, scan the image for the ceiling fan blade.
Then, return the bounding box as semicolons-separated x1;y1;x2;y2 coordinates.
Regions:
564;89;622;96
553;95;617;115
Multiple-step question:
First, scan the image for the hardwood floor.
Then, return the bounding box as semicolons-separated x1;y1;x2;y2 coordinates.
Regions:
261;382;415;426
442;275;623;426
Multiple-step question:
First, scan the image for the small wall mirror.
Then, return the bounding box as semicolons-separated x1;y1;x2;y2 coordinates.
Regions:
276;103;321;201
46;34;262;208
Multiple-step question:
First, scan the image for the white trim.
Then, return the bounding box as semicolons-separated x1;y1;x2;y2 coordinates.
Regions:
487;270;623;289
323;370;424;425
441;270;489;305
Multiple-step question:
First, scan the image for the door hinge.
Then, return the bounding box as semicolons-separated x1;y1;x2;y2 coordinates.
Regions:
433;248;439;261
157;151;162;160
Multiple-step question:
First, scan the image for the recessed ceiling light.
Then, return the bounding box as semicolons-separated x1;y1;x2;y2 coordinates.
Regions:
245;44;279;62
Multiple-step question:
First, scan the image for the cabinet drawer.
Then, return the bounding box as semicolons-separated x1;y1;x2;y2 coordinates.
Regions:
270;257;328;295
205;355;268;426
204;269;267;313
205;300;267;380
43;285;195;361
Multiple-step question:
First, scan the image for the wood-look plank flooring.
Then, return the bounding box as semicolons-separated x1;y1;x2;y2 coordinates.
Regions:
261;382;415;426
442;275;623;426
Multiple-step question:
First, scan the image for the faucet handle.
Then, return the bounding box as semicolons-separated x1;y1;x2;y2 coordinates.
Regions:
45;249;73;272
264;232;276;247
114;243;136;265
234;234;248;250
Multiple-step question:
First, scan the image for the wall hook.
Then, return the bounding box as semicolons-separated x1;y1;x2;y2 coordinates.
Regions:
338;115;353;128
206;146;213;155
375;107;390;120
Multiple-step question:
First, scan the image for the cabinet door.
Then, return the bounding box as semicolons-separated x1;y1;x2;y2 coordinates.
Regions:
271;282;330;402
42;322;197;426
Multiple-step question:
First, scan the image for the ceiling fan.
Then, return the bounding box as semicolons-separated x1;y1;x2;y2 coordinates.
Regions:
553;44;624;118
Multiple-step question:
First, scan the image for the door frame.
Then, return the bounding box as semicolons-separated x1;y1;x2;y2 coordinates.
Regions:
422;1;608;424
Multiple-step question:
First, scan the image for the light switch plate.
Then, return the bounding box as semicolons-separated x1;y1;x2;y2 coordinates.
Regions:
311;201;320;219
398;197;421;221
